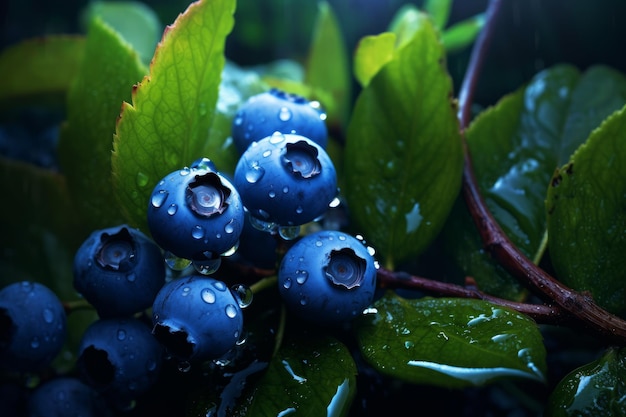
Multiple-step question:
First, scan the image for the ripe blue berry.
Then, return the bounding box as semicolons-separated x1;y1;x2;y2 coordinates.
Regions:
73;225;166;318
231;88;328;154
147;164;245;262
77;317;163;410
27;377;110;417
151;275;243;363
0;281;67;373
278;231;378;325
233;133;337;228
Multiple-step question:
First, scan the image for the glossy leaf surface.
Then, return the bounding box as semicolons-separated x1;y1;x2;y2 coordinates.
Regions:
353;32;396;88
344;16;463;267
547;104;626;317
112;0;235;233
546;348;626;416
58;18;146;230
441;65;626;299
442;14;485;53
355;292;547;388
236;332;357;416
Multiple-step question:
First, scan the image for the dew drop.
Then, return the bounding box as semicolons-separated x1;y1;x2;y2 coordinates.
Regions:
164;252;192;271
295;270;308;284
193;258;221;275
42;308;54;323
278;225;300;240
268;190;276;198
295;206;303;214
151;190;168;208
167;204;178;216
180;167;190;176
283;278;292;289
262;149;272;158
270;132;286;144
231;284;253;308
225;304;238;318
177;361;191;373
233;114;243;126
146;359;157;372
117;329;127;341
30;337;40;349
282;186;289;194
136;172;149;188
201;288;216;304
191;225;205;240
278;107;292;121
245;162;265;183
224;219;235;234
329;197;341;208
126;273;136;282
315;240;323;247
299;296;308;306
221;243;239;257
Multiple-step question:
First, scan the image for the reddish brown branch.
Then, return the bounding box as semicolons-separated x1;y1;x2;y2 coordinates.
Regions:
457;0;626;344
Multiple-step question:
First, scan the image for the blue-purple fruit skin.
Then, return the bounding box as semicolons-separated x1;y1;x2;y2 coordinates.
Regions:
27;377;110;417
231;88;328;155
0;281;67;373
73;224;166;318
233;134;337;227
278;230;377;325
151;275;243;362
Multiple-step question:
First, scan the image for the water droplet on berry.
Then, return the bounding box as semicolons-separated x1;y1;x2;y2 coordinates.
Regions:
329;197;341;208
249;215;275;233
282;186;289;194
126;273;136;282
225;304;238;318
146;359;157;371
270;132;286;144
268;190;276;198
117;329;127;341
180;167;190;176
300;296;308;306
224;219;235;234
191;157;216;171
193;258;221;275
295;270;308;284
262;149;272;158
245;162;264;183
150;190;169;208
136;172;149;187
201;288;216;304
213;280;227;291
338;235;346;241
279;107;292;121
231;284;253;308
295;206;303;214
221;243;239;257
165;252;192;271
42;308;54;323
315;240;323;247
278;225;300;240
167;204;178;215
283;278;292;289
20;281;34;292
235;330;247;346
191;225;205;240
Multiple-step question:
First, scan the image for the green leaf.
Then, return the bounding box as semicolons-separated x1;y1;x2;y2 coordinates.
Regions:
344;17;463;268
83;1;161;64
387;4;427;48
355;292;547;388
0;36;85;107
58;17;146;231
353;32;396;88
423;0;452;30
237;332;357;416
441;14;485;53
547;104;626;317
305;1;351;128
440;65;626;299
112;0;236;232
546;348;626;416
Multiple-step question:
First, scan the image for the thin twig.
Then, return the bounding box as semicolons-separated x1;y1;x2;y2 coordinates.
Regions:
458;0;626;344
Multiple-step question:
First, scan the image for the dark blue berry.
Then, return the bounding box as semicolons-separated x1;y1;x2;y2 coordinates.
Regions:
152;275;243;363
233;133;337;227
231;88;328;154
73;225;166;318
278;231;378;325
77;317;163;410
0;281;67;373
27;377;111;417
147;164;245;262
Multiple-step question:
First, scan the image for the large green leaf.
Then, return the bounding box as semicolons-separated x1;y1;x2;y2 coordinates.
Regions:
58;17;147;231
547;104;626;317
546;348;626;416
236;332;357;416
423;0;452;30
305;1;351;129
441;65;626;299
112;0;236;233
353;32;396;88
355;292;546;388
0;36;85;108
344;16;463;268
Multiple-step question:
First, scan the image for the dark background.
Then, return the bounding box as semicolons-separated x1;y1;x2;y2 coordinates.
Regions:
3;0;626;107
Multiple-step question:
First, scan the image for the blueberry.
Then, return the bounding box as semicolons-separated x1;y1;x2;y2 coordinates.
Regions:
231;88;328;155
278;231;378;325
0;281;67;373
27;377;111;417
73;225;166;318
147;164;245;262
233;133;337;228
77;317;163;410
151;275;244;363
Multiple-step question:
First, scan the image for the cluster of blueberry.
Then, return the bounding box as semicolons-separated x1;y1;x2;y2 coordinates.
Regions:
0;88;378;414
